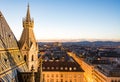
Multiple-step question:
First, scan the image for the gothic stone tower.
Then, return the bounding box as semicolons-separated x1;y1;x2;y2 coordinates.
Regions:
19;5;38;72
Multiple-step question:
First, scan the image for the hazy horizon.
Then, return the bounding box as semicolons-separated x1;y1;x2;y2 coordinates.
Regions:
37;38;120;42
0;0;120;41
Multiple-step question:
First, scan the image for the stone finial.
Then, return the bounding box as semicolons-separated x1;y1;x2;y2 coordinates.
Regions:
26;3;31;22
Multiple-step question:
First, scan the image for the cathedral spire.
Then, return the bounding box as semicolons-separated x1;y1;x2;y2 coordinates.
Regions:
23;4;34;28
26;3;31;22
20;4;38;72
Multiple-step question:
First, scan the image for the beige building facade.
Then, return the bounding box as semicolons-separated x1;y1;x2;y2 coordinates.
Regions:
42;60;84;82
68;52;120;82
93;69;120;82
42;71;84;82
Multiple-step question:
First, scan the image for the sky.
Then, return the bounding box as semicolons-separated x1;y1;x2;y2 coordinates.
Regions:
0;0;120;42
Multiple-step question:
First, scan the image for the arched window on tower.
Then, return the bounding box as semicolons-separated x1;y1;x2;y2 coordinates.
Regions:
24;55;27;61
32;55;34;61
31;65;34;71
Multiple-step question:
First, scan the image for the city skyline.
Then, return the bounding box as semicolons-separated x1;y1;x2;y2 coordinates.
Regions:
0;0;120;42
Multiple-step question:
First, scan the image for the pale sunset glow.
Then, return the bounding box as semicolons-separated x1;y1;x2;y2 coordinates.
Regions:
0;0;120;42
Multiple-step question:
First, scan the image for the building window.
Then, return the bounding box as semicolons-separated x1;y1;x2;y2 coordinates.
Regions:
18;55;20;59
51;74;54;77
47;79;49;82
65;67;68;70
43;67;45;69
74;75;76;78
73;67;76;70
31;65;34;71
43;74;45;77
4;58;7;62
56;74;58;77
24;55;26;61
32;55;34;61
47;74;49;77
47;67;50;69
115;80;117;82
74;79;76;82
61;79;63;82
69;67;72;71
61;74;63;77
50;79;54;82
60;67;63;70
70;80;72;82
111;80;114;82
56;79;58;82
51;67;54;70
56;67;59;70
8;34;11;38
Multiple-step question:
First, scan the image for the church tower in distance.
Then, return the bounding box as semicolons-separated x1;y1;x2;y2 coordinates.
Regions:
19;4;38;72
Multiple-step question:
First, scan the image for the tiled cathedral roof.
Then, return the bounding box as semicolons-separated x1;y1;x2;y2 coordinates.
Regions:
0;11;28;82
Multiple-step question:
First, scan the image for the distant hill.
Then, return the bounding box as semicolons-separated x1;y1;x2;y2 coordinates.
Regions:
38;41;120;47
63;41;120;47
